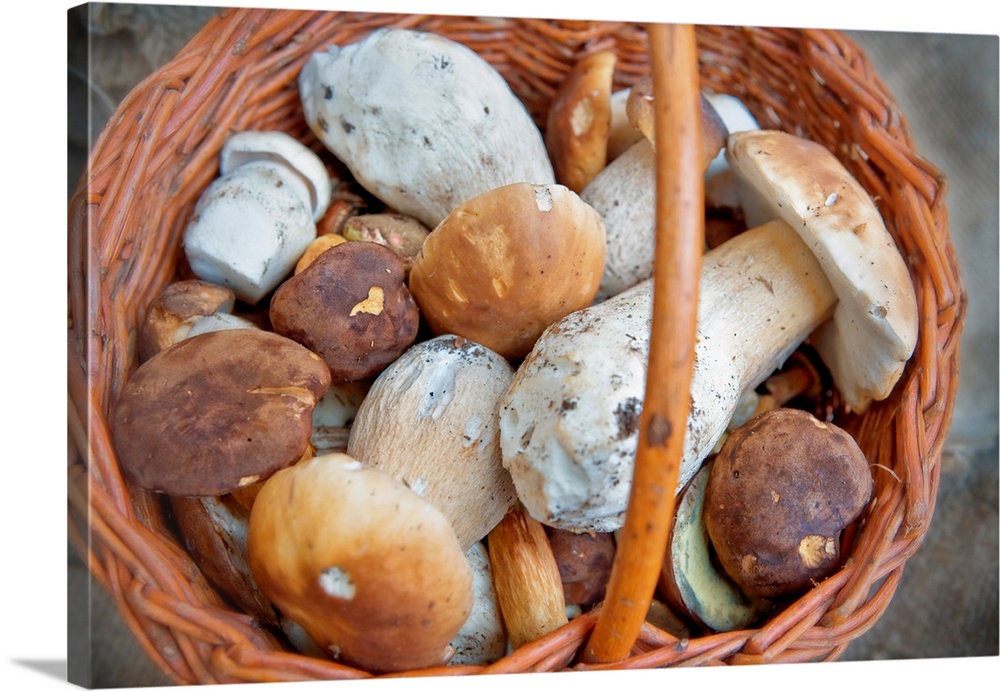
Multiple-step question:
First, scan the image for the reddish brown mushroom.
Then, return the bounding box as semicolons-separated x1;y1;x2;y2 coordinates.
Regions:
703;408;874;599
112;328;331;496
270;241;420;382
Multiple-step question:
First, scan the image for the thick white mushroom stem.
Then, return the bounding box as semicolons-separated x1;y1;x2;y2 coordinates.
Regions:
500;218;837;533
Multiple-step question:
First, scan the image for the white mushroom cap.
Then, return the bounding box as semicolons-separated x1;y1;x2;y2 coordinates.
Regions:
220;130;333;221
183;160;317;305
299;28;554;228
726;129;919;411
347;335;517;549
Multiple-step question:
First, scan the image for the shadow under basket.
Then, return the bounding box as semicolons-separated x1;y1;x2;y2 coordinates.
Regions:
67;9;967;684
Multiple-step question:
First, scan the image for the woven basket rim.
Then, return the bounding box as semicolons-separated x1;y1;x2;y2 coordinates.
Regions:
67;9;967;683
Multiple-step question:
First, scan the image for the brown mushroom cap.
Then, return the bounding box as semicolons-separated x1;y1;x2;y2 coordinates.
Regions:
703;408;874;599
112;329;331;496
545;526;616;609
408;182;606;360
545;50;617;192
270;241;420;382
626;77;728;172
247;453;473;673
137;279;235;362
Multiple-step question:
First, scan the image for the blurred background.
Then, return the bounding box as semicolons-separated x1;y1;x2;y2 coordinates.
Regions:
65;3;998;687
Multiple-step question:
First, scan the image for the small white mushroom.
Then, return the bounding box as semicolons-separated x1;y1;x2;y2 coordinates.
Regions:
220;130;333;221
183;159;316;305
347;335;517;549
299;28;554;228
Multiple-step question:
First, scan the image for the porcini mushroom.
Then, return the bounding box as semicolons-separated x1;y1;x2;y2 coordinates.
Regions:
341;212;430;274
727;129;918;411
501;141;917;531
626;76;729;171
183;160;316;305
581;91;727;300
269;240;420;382
183;131;331;305
658;459;770;631
703;408;874;599
347;335;516;549
137;279;236;362
219;129;333;221
545;526;616;609
299;28;554;229
408;182;606;360
545;50;617;192
112;329;331;496
246;452;473;673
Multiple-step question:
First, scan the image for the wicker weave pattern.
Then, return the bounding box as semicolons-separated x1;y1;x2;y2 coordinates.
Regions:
67;9;965;683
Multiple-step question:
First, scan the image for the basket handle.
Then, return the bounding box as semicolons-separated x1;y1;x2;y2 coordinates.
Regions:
581;22;705;664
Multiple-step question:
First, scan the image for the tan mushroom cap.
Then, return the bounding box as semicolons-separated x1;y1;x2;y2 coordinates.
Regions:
112;329;331;496
247;453;473;673
545;50;617;192
726;129;919;412
408;182;606;360
626;76;729;172
137;279;235;362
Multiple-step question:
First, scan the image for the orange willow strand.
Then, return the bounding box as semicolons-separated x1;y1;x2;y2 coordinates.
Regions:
581;22;704;663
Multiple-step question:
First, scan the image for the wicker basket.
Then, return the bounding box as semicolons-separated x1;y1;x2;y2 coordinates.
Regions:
67;8;966;684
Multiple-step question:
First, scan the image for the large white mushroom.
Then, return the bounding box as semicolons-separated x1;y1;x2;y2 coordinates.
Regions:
500;130;918;532
347;335;517;549
299;28;554;229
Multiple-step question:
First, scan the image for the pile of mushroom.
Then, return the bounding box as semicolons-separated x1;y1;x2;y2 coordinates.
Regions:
109;26;922;670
